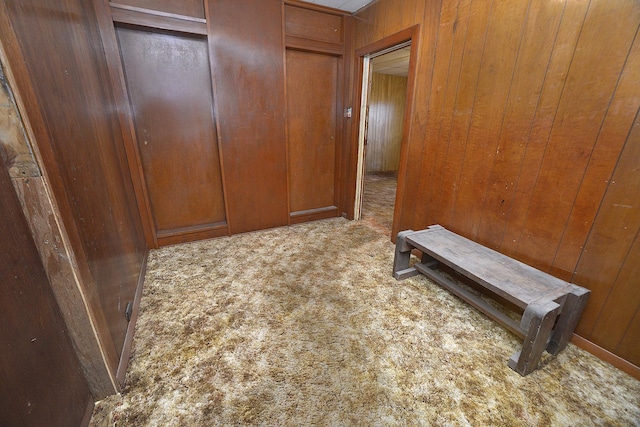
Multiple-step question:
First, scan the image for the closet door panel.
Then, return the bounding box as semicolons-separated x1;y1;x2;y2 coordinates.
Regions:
208;0;289;234
286;49;340;217
116;26;226;237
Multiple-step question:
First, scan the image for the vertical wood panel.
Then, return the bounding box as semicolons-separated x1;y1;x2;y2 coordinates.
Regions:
514;0;640;272
355;0;640;368
371;1;386;42
573;107;640;342
591;230;640;354
397;0;442;235
366;73;407;173
401;0;424;29
617;302;640;365
117;27;226;236
354;3;374;48
0;153;93;427
208;0;289;234
414;0;471;228
499;0;590;259
450;0;531;239
285;5;344;44
434;0;492;230
382;0;403;36
287;49;339;214
1;0;147;393
94;0;157;249
551;30;640;278
475;0;564;249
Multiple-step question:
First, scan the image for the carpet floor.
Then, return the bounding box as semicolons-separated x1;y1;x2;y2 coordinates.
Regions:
90;182;640;426
361;171;398;236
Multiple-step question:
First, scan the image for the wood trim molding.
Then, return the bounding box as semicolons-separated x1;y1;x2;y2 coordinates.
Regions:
116;250;148;387
110;2;207;23
156;222;229;239
81;398;96;427
571;334;640;381
11;178;119;398
347;25;420;227
110;2;207;35
285;35;344;55
156;223;229;246
290;206;339;224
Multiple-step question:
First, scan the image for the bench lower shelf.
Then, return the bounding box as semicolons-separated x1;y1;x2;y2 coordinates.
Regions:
393;225;590;376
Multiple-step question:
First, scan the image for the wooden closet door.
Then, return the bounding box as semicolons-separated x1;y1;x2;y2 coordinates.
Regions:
116;26;226;245
286;49;341;223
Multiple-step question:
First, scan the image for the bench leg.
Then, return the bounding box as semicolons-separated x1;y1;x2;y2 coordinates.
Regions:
393;230;419;280
508;301;561;376
547;287;590;355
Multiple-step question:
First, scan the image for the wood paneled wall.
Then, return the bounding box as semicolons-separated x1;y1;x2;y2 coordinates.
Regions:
208;0;290;234
0;148;93;427
113;0;205;18
115;26;227;245
366;72;407;173
105;0;347;243
285;2;346;224
353;0;640;371
0;0;147;397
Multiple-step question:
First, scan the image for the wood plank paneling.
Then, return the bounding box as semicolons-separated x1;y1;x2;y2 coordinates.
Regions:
515;0;640;273
353;3;373;49
116;26;226;238
110;0;205;19
551;28;640;279
434;0;492;230
381;0;404;36
573;107;640;343
1;46;123;399
287;49;339;215
0;151;93;427
449;0;531;239
354;0;640;370
394;0;441;236
592;230;640;352
370;1;386;42
401;0;424;29
413;0;471;229
499;0;590;259
475;0;565;250
285;4;343;44
366;72;407;173
617;299;640;365
208;0;288;234
1;0;147;396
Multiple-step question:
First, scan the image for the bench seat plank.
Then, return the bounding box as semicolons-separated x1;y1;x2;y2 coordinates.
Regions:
393;225;590;376
407;225;574;308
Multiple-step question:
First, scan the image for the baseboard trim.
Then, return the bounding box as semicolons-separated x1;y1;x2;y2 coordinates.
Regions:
81;395;95;427
571;334;640;380
116;250;148;388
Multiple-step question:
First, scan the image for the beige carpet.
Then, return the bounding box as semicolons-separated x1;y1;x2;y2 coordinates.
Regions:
90;214;640;425
361;171;398;236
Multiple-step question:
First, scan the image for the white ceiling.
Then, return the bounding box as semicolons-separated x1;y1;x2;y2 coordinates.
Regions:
304;0;375;13
372;47;411;76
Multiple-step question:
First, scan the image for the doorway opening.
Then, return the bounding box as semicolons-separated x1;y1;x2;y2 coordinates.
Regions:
354;40;412;237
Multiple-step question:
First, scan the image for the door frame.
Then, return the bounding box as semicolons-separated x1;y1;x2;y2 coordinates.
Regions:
347;25;420;237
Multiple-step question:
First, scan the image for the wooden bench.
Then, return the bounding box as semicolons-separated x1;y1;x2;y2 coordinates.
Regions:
393;225;590;376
